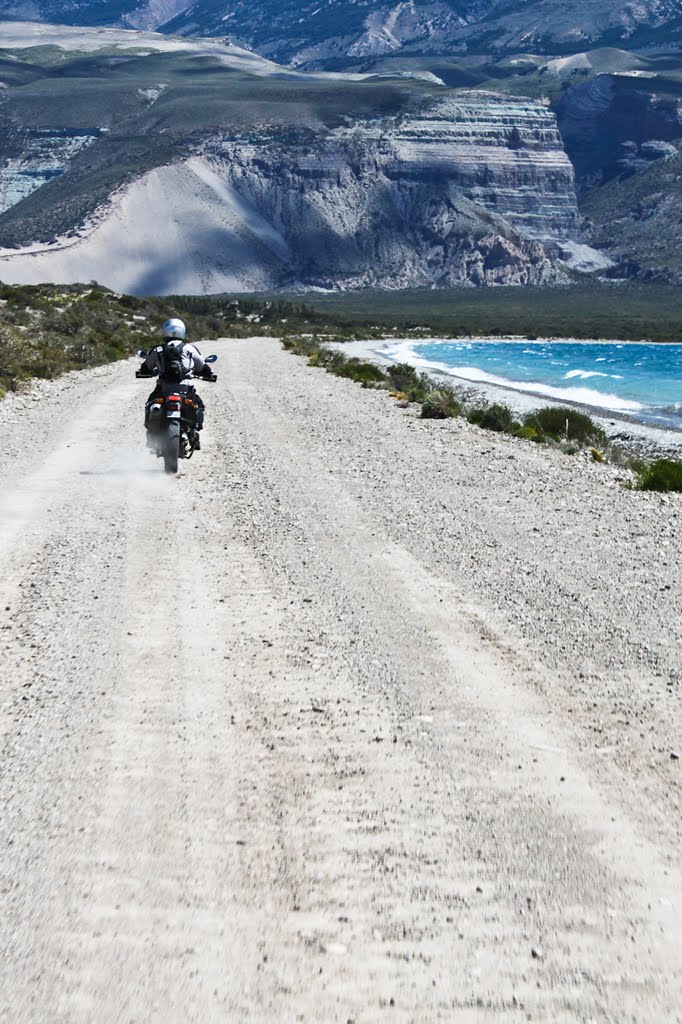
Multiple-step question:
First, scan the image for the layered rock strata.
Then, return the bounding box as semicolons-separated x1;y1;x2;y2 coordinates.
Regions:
200;92;580;288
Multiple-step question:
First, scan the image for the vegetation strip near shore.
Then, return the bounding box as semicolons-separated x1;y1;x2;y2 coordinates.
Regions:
282;334;682;493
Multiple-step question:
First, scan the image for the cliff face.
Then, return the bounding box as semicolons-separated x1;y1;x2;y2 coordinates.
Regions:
0;92;583;292
202;92;580;289
581;143;682;284
561;72;682;282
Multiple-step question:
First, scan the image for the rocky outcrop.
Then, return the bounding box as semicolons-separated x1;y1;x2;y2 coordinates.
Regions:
0;92;584;292
123;0;192;30
0;130;98;216
558;74;682;190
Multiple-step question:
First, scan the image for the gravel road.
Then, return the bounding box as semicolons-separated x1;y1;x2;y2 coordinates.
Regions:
1;338;680;1023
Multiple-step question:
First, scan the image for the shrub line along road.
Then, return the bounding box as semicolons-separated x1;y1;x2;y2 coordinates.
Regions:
0;338;680;1022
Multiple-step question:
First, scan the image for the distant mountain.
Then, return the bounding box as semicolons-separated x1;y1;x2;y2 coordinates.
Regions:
1;15;681;290
1;1;681;63
164;1;682;66
0;0;193;31
165;2;682;65
0;1;140;27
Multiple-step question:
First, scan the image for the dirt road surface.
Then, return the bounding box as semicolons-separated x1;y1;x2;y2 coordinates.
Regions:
1;338;680;1023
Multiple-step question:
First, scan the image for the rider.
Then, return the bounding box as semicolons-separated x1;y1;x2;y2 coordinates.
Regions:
141;318;215;449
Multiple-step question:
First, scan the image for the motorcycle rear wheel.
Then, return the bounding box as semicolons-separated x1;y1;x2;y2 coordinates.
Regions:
164;421;180;474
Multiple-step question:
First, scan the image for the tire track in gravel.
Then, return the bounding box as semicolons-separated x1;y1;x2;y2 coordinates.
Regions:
0;339;680;1023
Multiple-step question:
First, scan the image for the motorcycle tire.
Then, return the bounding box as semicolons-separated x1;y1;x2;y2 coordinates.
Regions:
164;421;180;475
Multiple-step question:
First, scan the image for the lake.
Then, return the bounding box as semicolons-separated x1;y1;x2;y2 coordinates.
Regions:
381;338;682;430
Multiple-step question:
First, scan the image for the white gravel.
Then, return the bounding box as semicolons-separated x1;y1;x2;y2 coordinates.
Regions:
0;338;680;1022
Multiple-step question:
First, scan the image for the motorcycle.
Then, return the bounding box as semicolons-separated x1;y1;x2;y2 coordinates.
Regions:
136;351;218;474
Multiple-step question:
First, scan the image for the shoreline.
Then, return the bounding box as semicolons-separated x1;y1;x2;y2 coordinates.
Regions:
335;337;682;460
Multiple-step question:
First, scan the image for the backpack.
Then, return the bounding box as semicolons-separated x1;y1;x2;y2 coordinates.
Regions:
160;343;185;382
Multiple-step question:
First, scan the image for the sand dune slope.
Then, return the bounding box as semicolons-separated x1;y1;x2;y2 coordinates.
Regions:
0;159;289;294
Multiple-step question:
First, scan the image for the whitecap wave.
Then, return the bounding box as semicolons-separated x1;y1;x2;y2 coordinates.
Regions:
564;369;610;380
564;369;624;380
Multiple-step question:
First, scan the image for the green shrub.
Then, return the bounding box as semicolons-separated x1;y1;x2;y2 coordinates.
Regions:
316;348;348;373
421;389;460;419
513;425;539;441
385;364;440;402
468;403;517;433
333;358;386;387
526;406;606;445
637;459;682;492
386;362;417;390
284;335;321;359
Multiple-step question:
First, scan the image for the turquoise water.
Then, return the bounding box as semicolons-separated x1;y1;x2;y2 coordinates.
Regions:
388;339;682;429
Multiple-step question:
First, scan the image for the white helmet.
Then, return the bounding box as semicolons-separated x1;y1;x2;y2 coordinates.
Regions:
162;317;186;341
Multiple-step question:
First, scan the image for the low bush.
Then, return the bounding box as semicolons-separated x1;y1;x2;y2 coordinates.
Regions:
421;389;460;419
513;424;538;441
282;335;320;359
468;403;517;433
385;362;430;402
637;459;682;492
525;406;606;445
315;348;349;373
333;358;386;387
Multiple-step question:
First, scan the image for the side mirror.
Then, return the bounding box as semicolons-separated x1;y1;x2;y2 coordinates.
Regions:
137;349;148;358
205;354;217;364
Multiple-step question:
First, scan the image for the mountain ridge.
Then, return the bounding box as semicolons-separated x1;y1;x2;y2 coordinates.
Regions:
1;0;681;64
